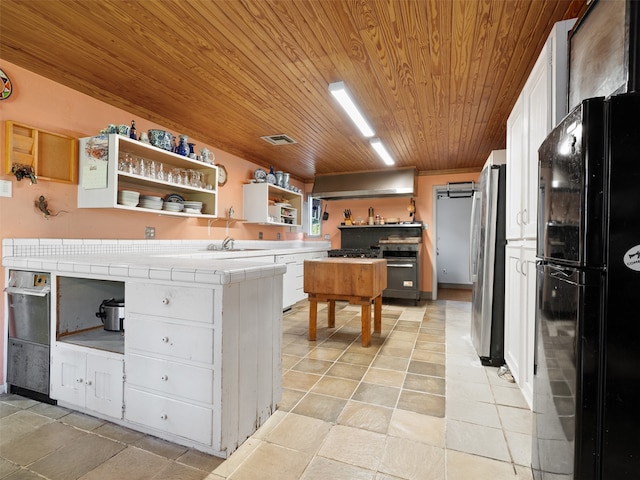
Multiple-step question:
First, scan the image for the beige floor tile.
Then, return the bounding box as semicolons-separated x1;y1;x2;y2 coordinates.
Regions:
265;412;331;454
132;435;189;460
306;347;344;362
371;355;410;371
153;462;210;480
291;393;347;423
317;425;386;470
325;362;368;381
277;388;306;411
0;395;39;410
282;354;301;370
0;411;53;449
250;409;287;440
0;421;86;465
228;442;311;480
282;370;321;391
0;402;20;419
352;383;400;408
515;464;535;480
337;402;393;434
338;351;376;366
311;376;359;399
28;403;71;420
504;430;532;467
212;438;261;477
30;433;125;480
77;446;169;479
408;360;445;378
498;405;532;435
282;342;315;357
301;456;375;479
397;390;445;417
2;468;43;479
446;450;518;480
177;449;225;471
94;422;146;444
291;357;334;375
447;397;501;428
363;368;406;388
491;385;529;409
447;379;494;403
446;364;489;384
0;457;20;478
446;419;510;462
60;411;105;431
378;436;445;480
415;341;446;353
411;349;446;364
388;409;445;447
403;373;445;395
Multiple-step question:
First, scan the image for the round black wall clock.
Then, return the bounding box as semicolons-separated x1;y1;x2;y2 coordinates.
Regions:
1;68;12;100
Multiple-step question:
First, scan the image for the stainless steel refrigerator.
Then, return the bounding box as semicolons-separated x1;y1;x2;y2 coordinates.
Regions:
533;91;640;479
470;164;506;366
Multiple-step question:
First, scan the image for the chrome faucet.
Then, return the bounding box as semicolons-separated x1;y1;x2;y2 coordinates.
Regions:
206;236;235;251
222;236;235;250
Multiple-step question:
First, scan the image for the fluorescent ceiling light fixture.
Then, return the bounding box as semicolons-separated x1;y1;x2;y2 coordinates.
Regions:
328;81;375;137
370;138;395;166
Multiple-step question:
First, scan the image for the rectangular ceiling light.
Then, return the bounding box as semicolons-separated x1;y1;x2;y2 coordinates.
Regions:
370;138;395;166
328;81;375;138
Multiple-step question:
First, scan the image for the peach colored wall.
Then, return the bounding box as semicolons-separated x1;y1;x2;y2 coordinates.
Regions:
0;60;480;386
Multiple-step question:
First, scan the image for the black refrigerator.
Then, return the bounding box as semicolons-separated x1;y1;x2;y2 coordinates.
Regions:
533;91;640;480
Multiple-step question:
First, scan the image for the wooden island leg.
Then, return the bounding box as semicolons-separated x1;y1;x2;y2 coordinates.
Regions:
374;294;382;334
361;300;371;347
308;296;318;341
328;299;336;328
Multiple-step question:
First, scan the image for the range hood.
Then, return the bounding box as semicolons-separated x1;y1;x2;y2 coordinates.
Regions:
311;167;416;200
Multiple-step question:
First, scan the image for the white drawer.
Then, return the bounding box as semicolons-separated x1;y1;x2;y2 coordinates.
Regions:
125;387;213;445
126;283;214;323
275;254;296;265
126;314;214;364
126;353;214;404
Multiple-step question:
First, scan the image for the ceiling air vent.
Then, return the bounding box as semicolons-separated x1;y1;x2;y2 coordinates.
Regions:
260;134;297;145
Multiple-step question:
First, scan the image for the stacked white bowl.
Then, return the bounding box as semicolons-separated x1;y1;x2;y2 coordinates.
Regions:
163;201;184;212
182;201;203;214
118;190;140;207
139;195;163;210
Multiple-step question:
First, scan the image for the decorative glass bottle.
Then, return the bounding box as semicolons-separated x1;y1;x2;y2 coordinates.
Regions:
177;135;189;156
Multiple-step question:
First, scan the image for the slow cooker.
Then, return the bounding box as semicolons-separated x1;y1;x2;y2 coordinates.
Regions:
96;298;125;332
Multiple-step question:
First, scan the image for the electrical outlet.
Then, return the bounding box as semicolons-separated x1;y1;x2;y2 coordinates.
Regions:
276;232;281;240
145;226;155;239
259;232;263;240
0;180;11;197
324;234;330;240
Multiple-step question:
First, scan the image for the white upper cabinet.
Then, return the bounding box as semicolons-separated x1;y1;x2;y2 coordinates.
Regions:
242;183;302;227
506;19;576;241
78;134;219;218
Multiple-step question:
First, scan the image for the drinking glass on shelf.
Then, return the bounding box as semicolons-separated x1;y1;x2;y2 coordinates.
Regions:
157;162;165;181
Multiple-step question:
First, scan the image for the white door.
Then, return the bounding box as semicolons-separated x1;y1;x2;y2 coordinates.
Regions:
436;194;473;286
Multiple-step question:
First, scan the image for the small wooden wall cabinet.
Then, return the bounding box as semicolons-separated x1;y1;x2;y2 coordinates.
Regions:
5;120;78;183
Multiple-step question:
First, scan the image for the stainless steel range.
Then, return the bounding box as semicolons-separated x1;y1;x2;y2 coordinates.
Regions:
379;237;421;304
335;223;424;303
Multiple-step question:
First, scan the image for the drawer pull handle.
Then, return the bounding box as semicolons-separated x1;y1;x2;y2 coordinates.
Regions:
160;413;168;420
162;298;170;305
161;374;168;381
85;380;92;386
162;336;169;343
76;378;83;383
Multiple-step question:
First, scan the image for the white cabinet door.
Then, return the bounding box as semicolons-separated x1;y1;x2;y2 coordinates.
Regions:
51;344;124;418
85;353;124;418
503;244;536;409
275;254;298;309
506;96;526;240
504;245;523;379
51;345;86;407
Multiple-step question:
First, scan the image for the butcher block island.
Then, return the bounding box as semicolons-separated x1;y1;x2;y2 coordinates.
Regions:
304;258;387;347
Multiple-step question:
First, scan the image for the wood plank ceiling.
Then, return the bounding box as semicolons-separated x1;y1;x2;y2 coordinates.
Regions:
1;0;585;182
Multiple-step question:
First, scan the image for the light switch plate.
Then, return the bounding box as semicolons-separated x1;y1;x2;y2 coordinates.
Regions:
0;180;12;197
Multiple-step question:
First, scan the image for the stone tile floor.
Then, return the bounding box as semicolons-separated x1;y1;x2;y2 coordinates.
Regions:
0;297;532;479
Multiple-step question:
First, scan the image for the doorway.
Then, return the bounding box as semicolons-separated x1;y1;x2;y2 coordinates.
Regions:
432;184;474;300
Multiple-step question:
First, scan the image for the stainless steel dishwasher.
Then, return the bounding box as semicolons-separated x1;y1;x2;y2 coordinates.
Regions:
5;270;54;402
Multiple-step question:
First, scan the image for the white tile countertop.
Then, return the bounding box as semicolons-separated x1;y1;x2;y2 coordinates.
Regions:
2;238;331;285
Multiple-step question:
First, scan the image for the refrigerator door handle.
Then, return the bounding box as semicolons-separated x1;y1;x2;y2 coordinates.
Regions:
469;191;479;280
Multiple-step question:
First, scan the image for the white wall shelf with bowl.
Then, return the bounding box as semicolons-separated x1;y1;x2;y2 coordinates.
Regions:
242;183;302;227
78;134;218;218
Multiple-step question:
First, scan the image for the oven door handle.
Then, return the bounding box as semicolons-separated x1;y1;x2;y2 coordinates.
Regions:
5;286;51;297
387;263;414;268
